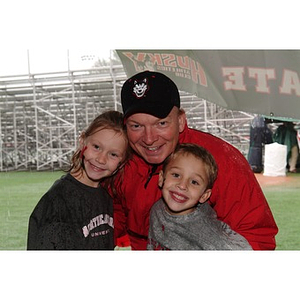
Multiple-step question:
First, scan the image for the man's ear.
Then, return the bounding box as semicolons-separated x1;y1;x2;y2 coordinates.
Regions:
178;109;187;133
199;189;212;204
158;170;164;188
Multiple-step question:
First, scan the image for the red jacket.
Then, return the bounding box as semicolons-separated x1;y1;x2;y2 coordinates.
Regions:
114;124;278;250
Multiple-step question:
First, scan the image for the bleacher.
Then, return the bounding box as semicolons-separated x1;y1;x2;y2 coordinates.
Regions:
0;61;255;171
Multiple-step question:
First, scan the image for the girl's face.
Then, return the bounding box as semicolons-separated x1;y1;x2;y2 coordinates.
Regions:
79;128;127;187
159;153;212;216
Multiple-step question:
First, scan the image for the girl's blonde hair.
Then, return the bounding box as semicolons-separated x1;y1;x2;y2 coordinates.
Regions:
68;110;131;195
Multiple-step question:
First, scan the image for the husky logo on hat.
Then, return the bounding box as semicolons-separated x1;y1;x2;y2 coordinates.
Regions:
132;78;149;98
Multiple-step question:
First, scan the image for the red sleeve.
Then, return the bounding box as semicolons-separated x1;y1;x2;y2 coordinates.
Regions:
209;143;278;250
182;127;278;250
113;202;128;246
105;171;128;247
112;176;128;246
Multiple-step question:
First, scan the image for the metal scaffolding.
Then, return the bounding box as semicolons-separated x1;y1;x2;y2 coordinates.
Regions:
0;58;255;171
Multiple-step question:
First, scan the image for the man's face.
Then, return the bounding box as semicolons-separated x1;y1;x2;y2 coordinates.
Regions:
125;107;186;164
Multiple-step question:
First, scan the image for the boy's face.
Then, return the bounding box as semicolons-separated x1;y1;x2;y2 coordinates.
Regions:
159;153;212;216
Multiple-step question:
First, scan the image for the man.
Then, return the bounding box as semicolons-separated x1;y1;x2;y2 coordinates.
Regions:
114;70;278;250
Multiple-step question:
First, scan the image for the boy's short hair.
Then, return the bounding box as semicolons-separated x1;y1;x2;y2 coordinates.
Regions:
163;143;218;189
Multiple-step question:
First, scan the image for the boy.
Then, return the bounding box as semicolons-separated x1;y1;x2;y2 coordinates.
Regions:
147;143;252;250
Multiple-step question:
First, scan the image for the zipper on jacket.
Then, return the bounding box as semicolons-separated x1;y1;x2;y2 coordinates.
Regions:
144;165;159;189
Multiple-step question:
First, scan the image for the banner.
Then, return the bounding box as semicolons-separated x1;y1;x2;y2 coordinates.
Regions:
116;50;300;121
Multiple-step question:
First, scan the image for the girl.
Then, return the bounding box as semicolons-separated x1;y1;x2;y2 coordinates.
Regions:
27;111;130;250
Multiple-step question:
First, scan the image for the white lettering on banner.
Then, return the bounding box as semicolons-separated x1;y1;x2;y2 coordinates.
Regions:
122;52;208;87
121;52;300;98
248;68;276;94
223;67;300;97
280;69;300;96
222;67;246;91
82;214;114;238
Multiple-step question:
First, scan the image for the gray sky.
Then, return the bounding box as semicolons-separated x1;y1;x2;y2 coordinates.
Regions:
0;49;112;76
0;1;294;77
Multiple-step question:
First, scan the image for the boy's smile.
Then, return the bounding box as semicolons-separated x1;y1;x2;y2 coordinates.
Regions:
159;153;212;216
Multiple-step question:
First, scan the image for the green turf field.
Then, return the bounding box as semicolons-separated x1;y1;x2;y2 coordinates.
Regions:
261;173;300;250
0;171;64;250
0;170;299;250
